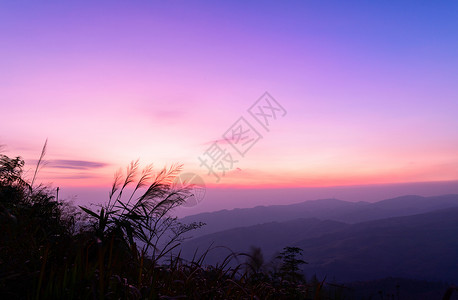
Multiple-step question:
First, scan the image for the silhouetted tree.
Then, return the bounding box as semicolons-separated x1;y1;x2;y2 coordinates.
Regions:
277;246;307;283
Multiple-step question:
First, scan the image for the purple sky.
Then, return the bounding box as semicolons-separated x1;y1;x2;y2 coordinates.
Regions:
1;1;457;211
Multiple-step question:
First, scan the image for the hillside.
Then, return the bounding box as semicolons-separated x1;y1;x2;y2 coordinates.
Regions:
181;194;458;238
178;205;458;282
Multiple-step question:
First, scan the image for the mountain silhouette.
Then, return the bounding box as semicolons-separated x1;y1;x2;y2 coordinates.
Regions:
181;194;458;237
178;194;458;282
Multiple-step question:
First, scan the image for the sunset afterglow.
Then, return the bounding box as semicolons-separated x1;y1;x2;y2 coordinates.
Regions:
1;1;457;192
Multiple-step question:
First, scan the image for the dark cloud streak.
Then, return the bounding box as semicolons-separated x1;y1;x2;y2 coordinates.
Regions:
41;160;109;170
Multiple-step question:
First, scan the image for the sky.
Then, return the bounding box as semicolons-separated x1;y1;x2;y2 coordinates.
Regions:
1;1;457;210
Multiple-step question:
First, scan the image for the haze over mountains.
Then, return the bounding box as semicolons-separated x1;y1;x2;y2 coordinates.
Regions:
178;194;458;283
181;194;458;237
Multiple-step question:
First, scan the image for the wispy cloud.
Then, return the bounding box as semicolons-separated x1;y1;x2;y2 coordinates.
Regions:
53;174;102;179
28;159;109;170
154;109;184;119
150;109;189;124
50;160;108;170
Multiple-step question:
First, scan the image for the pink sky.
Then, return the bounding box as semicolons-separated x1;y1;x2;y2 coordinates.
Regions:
1;1;457;202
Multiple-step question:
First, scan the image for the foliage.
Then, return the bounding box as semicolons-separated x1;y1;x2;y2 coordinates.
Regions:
0;150;354;299
276;246;307;283
0;153;76;299
243;246;265;276
79;160;204;264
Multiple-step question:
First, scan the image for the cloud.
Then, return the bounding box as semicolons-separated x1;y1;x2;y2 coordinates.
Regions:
44;160;109;170
152;109;186;121
53;174;101;179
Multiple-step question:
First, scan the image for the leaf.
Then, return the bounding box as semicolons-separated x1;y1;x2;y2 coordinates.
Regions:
79;206;100;219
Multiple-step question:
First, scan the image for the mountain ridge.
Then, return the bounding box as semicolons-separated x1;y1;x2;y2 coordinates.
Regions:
177;195;458;282
181;194;458;238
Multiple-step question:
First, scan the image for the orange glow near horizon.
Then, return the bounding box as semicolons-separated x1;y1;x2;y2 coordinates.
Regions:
29;160;458;190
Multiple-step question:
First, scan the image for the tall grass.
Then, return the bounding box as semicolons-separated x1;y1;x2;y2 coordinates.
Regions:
1;150;346;299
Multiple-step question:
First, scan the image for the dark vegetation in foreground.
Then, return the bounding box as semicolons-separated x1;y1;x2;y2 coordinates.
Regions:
1;150;457;299
0;152;342;299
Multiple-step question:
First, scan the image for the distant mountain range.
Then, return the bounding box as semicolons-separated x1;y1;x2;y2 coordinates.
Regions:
177;194;458;283
180;194;458;237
